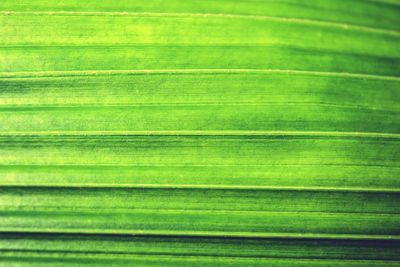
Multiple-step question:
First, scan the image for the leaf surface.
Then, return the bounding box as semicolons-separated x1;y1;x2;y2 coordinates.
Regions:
0;1;399;266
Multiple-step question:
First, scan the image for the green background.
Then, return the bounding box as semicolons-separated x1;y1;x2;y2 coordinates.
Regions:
0;1;399;266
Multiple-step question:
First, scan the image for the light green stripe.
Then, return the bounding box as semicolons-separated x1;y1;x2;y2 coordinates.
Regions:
0;0;399;31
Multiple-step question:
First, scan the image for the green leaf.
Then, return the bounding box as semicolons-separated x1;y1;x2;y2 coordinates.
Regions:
0;1;399;266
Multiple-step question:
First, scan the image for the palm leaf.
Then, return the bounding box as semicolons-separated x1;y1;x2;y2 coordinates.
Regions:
0;1;399;266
